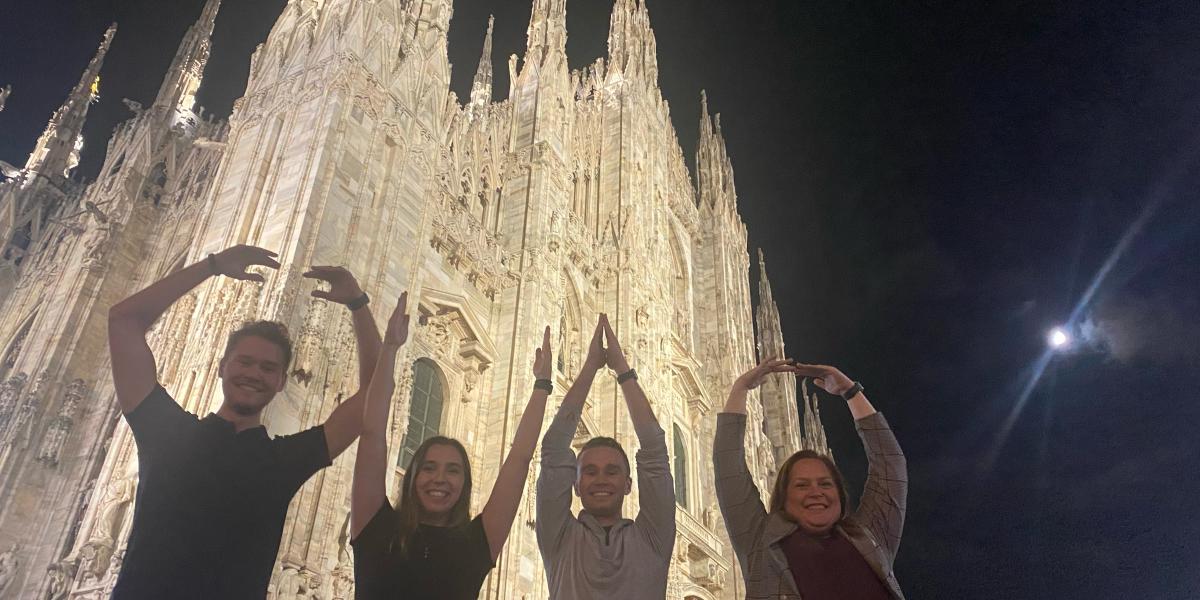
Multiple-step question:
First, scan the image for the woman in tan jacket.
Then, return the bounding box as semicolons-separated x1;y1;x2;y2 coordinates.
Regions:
713;358;908;599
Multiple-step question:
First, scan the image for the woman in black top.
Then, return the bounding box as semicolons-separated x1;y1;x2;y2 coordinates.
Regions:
349;294;555;599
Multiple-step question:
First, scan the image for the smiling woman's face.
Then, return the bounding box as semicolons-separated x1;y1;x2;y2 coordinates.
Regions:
783;458;843;535
413;443;465;523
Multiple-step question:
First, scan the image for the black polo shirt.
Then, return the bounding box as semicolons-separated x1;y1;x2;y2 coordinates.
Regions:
112;385;331;599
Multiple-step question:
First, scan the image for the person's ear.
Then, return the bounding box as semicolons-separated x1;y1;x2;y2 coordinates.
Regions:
624;477;632;496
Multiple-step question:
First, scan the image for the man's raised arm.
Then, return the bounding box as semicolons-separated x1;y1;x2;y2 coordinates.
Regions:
536;316;607;560
600;316;675;556
302;267;382;460
600;316;659;436
107;245;279;413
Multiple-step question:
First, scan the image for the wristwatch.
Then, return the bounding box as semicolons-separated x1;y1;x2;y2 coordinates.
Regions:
841;381;864;401
533;379;553;393
346;292;370;311
617;368;638;384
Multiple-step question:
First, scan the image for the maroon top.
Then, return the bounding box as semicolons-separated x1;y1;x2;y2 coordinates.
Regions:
780;528;892;600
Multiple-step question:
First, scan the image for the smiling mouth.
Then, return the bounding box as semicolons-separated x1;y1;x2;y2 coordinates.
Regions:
590;491;614;498
804;503;829;510
235;382;265;392
425;490;450;499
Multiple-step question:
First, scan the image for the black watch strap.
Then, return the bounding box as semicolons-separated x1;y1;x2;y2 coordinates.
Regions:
206;253;219;276
533;379;553;393
841;381;864;401
617;368;638;384
346;292;370;311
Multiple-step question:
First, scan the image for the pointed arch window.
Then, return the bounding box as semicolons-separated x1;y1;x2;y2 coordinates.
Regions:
673;423;689;510
557;313;567;373
399;359;445;469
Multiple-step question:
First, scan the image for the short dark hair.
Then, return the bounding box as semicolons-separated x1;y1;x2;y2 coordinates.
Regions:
579;436;631;475
221;320;293;371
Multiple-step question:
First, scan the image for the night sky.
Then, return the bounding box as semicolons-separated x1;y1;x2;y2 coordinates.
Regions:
3;1;1199;597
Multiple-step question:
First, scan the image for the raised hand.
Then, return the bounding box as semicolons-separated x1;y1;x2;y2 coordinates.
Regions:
733;358;797;391
533;326;552;380
384;292;410;348
582;315;607;372
600;315;630;373
303;265;364;305
211;245;281;282
791;363;854;396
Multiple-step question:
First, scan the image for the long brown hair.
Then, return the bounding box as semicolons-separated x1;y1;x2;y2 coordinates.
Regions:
396;436;473;556
770;450;852;525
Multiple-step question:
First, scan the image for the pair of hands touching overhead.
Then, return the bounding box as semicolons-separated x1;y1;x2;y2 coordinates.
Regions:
526;313;630;385
209;245;367;306
582;314;632;375
734;357;855;397
495;313;630;383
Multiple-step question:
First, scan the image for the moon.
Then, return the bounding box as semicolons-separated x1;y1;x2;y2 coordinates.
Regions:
1047;327;1071;349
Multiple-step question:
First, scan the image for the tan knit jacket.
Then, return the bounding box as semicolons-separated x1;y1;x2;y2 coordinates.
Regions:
713;412;908;599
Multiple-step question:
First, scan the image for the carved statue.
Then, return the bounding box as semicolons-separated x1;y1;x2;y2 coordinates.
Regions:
44;561;73;600
330;511;355;599
82;221;114;264
335;511;352;566
704;502;721;530
673;306;688;337
276;565;302;597
0;544;19;596
95;477;136;545
0;373;29;438
296;567;322;599
330;567;354;600
80;476;136;580
0;84;10;112
37;411;73;465
461;367;480;403
121;97;143;116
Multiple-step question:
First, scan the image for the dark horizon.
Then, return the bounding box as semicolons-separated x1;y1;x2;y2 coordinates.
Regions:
3;1;1198;597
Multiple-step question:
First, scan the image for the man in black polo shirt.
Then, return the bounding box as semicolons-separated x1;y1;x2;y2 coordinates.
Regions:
106;245;382;599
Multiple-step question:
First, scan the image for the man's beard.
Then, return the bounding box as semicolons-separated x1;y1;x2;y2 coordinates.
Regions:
225;377;274;417
229;400;264;416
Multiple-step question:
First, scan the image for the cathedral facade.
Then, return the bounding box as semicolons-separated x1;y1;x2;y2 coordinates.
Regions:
0;1;829;598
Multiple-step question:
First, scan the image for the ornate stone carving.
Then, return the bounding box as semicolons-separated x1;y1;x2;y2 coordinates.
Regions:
81;220;118;270
460;357;486;404
1;369;47;446
291;299;328;385
79;476;136;582
0;372;28;443
428;191;520;299
43;560;73;600
690;555;726;591
330;564;353;600
37;378;87;466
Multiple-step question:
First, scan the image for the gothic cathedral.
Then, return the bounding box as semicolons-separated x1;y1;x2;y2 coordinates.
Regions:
0;1;829;598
